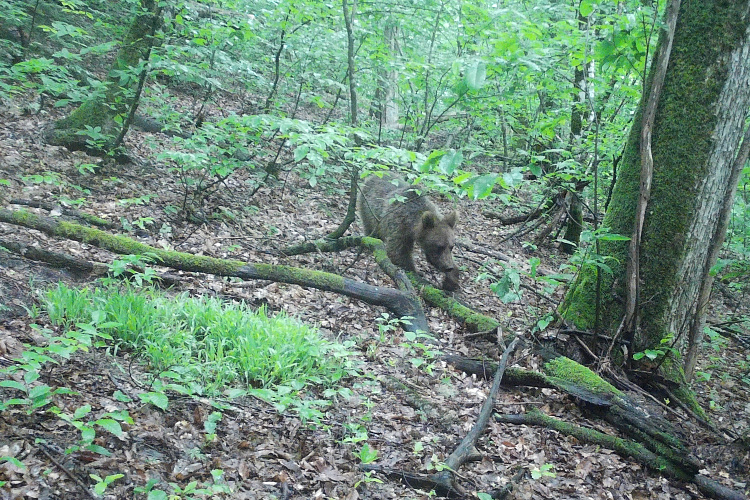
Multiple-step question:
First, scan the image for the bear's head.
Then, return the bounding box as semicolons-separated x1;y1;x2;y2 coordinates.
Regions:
418;210;459;289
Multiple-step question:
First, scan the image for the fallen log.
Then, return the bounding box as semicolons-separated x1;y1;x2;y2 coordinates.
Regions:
0;208;429;333
447;353;745;500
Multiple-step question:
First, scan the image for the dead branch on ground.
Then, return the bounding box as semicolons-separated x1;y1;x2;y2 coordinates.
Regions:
361;337;521;497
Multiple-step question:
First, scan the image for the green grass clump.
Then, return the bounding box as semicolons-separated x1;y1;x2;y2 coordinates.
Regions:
43;283;356;396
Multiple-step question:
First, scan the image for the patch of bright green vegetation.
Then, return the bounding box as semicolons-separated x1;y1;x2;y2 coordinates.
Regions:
43;283;358;414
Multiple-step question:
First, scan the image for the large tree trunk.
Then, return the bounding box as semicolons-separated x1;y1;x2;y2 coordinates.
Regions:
42;0;161;154
562;3;750;385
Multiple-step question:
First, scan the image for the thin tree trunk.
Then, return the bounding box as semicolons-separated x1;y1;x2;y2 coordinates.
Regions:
263;13;288;113
342;0;358;125
620;0;680;347
379;23;399;129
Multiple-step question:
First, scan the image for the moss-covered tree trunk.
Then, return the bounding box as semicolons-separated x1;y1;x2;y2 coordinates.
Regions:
562;3;750;383
42;0;161;154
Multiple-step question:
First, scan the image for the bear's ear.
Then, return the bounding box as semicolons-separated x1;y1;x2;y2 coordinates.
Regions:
421;211;437;229
443;210;457;228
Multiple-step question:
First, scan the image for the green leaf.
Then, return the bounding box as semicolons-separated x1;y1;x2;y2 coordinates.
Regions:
454;80;469;96
95;418;124;437
224;388;247;398
80;426;96;443
6;398;31;406
85;444;111;456
467;174;498;199
464;60;486;90
452;172;471;185
147;490;168;500
0;456;26;469
579;0;594;17
536;316;552;331
595;233;630;242
24;370;40;384
28;385;52;406
594;262;613;274
358;443;378;464
528;164;542;177
294;145;309;161
140;391;169;410
438;149;463;175
0;380;26;391
595;39;615;60
502;169;523;188
73;405;92;420
98;321;121;329
113;390;132;402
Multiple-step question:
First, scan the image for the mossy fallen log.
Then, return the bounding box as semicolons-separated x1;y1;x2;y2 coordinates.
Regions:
283;235;501;332
496;408;745;500
0;208;429;333
447;353;742;500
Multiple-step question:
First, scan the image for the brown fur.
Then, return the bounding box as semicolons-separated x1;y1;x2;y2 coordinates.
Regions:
358;174;459;290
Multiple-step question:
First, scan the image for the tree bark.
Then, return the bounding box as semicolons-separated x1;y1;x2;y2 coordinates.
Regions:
373;23;399;132
684;123;750;379
342;0;358;125
561;2;750;387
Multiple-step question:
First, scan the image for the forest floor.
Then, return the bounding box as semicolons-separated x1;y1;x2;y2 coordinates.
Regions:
0;102;749;500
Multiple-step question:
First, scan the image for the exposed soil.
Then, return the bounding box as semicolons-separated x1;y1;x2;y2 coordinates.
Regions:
0;103;748;500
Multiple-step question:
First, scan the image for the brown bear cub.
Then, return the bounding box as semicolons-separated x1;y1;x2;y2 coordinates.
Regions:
358;174;459;291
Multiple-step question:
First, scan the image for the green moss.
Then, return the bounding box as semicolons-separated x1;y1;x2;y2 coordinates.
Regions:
671;385;707;420
10;209;40;226
360;236;382;247
560;263;619;331
544;356;623;397
57;99;111;131
361;236;389;261
52;219;246;276
46;98;117;152
420;283;499;332
54;218;351;290
46;1;161;152
78;213;111;228
252;264;345;289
